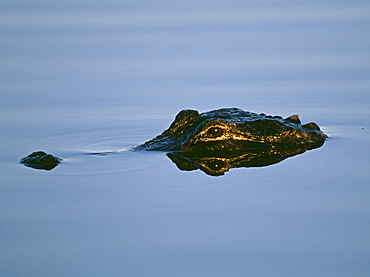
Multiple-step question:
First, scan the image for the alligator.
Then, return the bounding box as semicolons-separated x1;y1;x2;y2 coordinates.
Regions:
20;108;327;173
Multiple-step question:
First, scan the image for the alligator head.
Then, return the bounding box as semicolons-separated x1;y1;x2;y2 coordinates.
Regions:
135;108;327;152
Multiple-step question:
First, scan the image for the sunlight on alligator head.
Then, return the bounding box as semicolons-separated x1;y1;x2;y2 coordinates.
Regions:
135;108;327;152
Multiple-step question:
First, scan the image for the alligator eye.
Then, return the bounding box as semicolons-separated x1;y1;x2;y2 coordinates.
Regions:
206;159;225;171
207;127;224;138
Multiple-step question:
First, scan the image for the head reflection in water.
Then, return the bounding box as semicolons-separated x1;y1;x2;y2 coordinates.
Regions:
166;143;323;176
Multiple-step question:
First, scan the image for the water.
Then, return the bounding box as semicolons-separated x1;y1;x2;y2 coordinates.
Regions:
1;1;369;276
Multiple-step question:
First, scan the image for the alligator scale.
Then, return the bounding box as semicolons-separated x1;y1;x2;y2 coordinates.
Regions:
20;108;327;175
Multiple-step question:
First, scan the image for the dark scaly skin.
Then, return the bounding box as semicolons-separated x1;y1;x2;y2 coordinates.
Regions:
20;151;61;171
135;108;327;152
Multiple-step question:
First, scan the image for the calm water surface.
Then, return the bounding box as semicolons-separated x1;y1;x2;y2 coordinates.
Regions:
1;1;369;276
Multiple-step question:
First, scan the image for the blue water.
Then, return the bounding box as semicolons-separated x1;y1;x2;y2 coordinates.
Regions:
1;1;370;276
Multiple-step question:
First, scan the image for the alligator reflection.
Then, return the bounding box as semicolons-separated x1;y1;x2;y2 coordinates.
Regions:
166;143;323;176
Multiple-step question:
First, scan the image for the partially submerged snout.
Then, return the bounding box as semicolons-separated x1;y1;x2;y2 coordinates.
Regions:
20;151;62;170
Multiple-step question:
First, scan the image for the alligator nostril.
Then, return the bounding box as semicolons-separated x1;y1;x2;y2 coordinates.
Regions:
207;127;224;138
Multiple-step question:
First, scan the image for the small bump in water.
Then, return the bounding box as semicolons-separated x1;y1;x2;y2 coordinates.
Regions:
20;151;62;171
